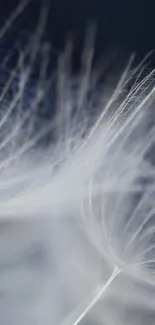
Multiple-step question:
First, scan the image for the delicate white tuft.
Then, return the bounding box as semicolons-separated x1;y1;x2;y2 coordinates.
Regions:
1;3;155;325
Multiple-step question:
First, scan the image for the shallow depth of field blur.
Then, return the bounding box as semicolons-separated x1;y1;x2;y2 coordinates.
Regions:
0;1;155;325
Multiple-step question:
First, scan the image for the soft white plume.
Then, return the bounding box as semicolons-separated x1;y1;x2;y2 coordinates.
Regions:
1;2;155;325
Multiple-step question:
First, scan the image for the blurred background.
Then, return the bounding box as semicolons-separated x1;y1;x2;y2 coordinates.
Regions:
0;0;155;69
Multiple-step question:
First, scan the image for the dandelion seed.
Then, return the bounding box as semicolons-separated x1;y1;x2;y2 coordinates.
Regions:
1;3;155;325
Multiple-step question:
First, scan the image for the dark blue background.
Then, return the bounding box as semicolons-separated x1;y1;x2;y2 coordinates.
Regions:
0;0;154;67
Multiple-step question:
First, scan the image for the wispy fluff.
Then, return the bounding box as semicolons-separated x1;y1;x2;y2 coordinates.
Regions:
0;2;155;325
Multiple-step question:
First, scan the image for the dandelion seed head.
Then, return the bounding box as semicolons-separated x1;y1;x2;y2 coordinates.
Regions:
1;2;155;325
